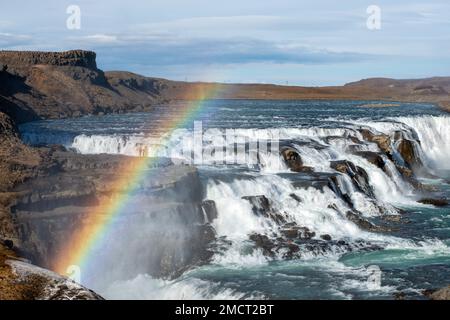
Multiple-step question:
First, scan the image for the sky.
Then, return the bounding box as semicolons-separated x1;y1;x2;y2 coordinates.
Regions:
1;0;449;85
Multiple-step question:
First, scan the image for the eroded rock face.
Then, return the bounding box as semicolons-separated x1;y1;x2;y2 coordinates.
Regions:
396;139;422;169
0;50;97;75
330;160;374;198
0;50;169;123
10;151;217;280
359;129;392;156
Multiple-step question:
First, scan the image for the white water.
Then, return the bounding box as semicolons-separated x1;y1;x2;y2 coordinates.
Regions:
102;274;253;300
394;116;450;170
19;112;450;296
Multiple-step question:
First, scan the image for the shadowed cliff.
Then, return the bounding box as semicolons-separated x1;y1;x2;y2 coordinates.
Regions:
0;50;169;123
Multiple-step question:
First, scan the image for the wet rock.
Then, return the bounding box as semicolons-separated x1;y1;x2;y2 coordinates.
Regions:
280;147;314;173
289;193;302;202
280;226;316;240
346;211;390;232
371;135;392;155
417;198;448;207
393;164;425;190
381;215;403;223
201;200;218;223
284;172;334;191
328;175;354;208
396;165;414;178
330;160;374;197
242;195;286;224
352;151;386;169
320;234;332;241
283;243;300;259
249;233;276;257
359;130;392;155
297;227;316;240
281;228;298;239
2;239;14;249
396;139;422;169
242;195;271;212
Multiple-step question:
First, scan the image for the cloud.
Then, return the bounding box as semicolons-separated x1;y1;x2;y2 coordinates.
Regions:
132;14;360;37
84;34;119;44
0;32;33;48
70;33;375;67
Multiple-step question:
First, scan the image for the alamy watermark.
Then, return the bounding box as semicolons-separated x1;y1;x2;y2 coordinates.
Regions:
66;264;81;283
66;5;81;30
367;265;382;290
366;5;381;30
168;121;282;169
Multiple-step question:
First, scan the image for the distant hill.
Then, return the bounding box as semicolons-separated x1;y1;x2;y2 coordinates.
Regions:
1;50;449;124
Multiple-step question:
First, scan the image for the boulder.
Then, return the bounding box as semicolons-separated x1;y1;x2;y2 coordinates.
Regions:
418;198;448;207
320;234;332;241
280;147;314;173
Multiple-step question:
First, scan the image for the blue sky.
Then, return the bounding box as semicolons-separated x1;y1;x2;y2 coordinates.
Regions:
1;0;449;85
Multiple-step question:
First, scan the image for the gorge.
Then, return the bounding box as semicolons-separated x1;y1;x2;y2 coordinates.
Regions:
1;50;450;300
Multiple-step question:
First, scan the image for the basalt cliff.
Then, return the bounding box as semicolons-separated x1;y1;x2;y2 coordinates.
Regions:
0;50;449;300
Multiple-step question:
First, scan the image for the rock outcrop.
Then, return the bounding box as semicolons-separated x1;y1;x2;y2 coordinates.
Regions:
0;110;217;296
0;50;98;75
9;151;216;280
425;286;450;300
2;258;102;300
0;50;169;123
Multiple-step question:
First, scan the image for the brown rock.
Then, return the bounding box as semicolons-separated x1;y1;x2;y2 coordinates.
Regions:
425;286;450;300
418;198;448;207
280;147;314;172
397;139;422;169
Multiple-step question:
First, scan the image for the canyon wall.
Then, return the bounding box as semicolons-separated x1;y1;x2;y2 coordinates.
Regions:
10;151;216;282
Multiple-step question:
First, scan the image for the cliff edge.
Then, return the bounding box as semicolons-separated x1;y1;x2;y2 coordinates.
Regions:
0;50;169;123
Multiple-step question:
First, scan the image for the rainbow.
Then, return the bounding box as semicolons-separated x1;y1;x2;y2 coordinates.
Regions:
53;83;227;276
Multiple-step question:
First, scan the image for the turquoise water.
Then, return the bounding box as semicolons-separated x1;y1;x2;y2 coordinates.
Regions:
20;100;450;299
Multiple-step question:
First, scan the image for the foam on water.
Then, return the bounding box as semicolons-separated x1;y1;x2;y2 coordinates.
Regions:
102;274;253;300
18;101;450;299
